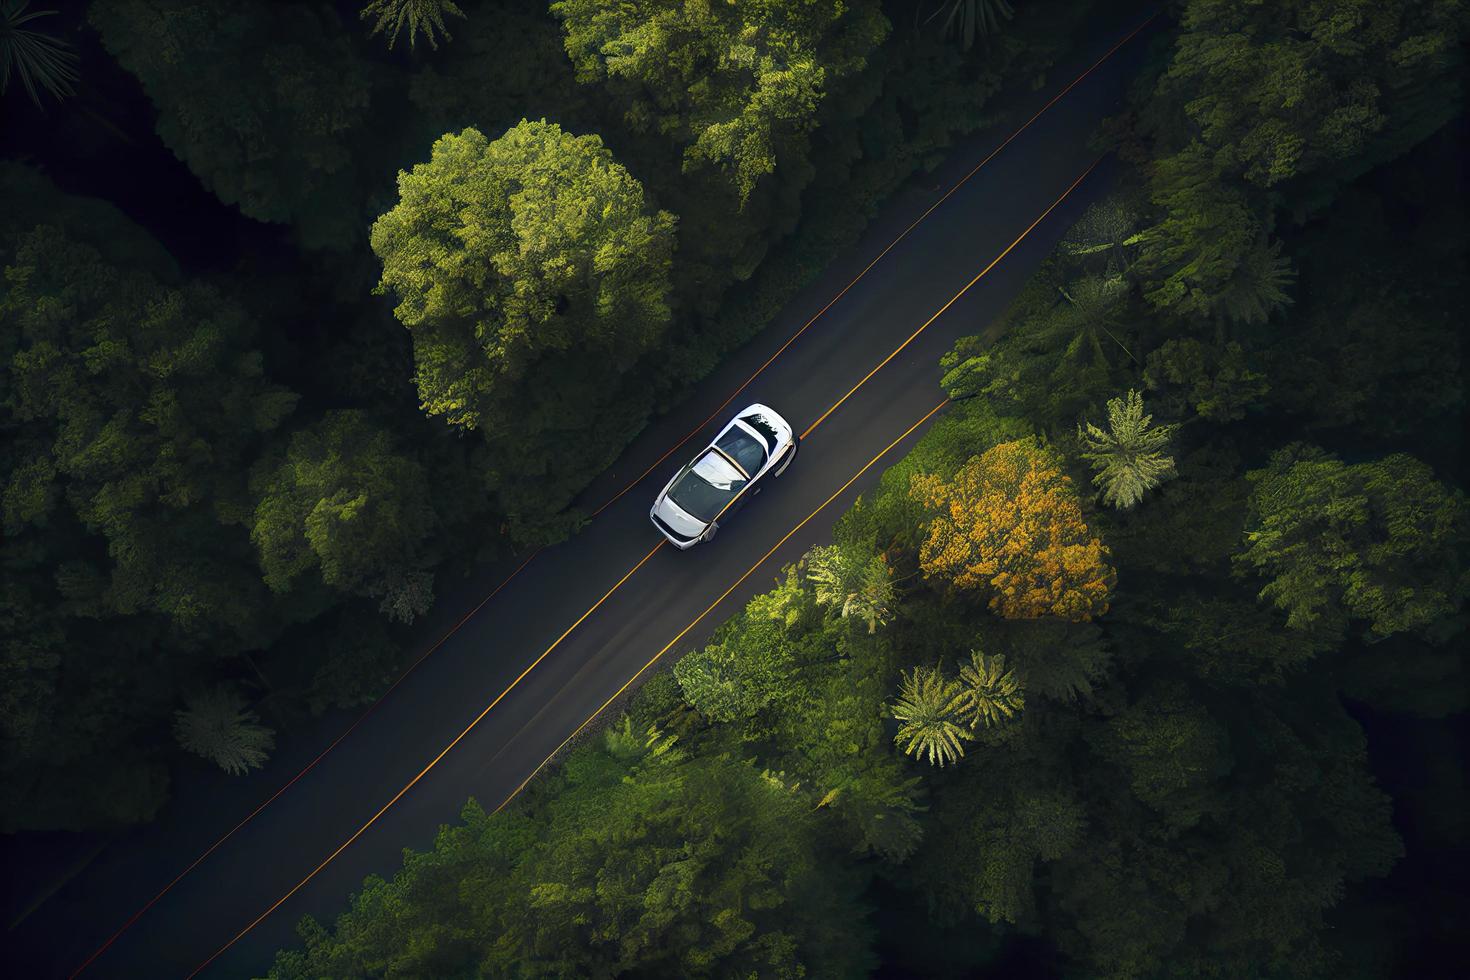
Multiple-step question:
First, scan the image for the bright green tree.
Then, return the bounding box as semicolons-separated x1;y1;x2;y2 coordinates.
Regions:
1078;389;1178;510
675;566;819;721
806;543;896;633
551;0;889;203
251;411;437;623
954;650;1024;729
272;726;875;977
173;686;276;775
1236;444;1470;638
891;665;970;767
371;121;677;537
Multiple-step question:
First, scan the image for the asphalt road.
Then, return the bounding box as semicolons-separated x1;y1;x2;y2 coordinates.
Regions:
4;14;1153;978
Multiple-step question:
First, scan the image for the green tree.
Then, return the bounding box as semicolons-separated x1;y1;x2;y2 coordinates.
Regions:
551;0;889;203
251;411;437;623
371;121;677;538
954;650;1024;729
360;0;463;50
1135;0;1467;319
940;275;1134;429
1078;389;1178;510
1;0;78;106
1;224;296;638
173;686;276;775
1059;195;1143;272
806;543;896;633
272;726;874;977
674;566;822;722
1092;683;1231;829
983;617;1112;702
891;665;970;767
90;0;373;247
1144;337;1268;422
1236;445;1470;638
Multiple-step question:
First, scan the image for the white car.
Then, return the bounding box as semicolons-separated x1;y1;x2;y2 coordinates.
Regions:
650;404;798;549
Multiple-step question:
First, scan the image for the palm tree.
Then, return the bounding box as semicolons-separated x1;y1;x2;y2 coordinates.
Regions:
1213;235;1295;325
1;1;78;108
1053;275;1137;366
1078;389;1178;510
954;650;1024;729
807;544;896;633
891;666;971;767
173;687;276;775
1060;196;1144;275
360;0;465;51
922;0;1016;51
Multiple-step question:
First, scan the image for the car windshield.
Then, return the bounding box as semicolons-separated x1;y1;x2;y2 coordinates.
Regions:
667;451;746;523
716;425;767;476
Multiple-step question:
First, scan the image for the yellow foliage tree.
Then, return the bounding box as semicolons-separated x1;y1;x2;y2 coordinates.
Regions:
910;440;1115;621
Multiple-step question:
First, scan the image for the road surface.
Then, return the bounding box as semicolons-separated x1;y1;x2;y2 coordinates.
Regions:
3;14;1153;977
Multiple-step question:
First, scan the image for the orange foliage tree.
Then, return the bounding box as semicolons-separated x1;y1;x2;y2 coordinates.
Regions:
909;439;1115;621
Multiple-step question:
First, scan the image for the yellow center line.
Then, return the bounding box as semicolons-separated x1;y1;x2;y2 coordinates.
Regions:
185;540;665;979
494;397;952;816
799;154;1103;442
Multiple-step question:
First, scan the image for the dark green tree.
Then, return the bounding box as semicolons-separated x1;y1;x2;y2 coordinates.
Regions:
90;0;372;247
251;411;437;623
173;686;275;775
360;0;464;50
1236;445;1470;638
0;0;78;106
1;220;295;830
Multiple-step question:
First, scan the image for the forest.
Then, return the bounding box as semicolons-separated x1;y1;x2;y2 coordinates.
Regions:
2;0;1467;977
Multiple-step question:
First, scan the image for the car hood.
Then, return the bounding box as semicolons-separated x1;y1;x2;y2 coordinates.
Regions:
653;494;708;538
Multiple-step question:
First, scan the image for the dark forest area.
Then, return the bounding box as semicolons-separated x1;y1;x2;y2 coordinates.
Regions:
2;1;1466;977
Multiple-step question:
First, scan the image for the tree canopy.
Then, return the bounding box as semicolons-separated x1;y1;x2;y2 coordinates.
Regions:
552;0;889;203
371;121;678;535
270;725;874;978
1237;444;1470;639
90;0;374;248
911;439;1116;620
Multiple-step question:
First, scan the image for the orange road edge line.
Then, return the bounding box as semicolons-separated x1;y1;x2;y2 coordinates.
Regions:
800;154;1103;442
66;545;543;980
494;397;952;816
587;10;1156;519
183;541;664;980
